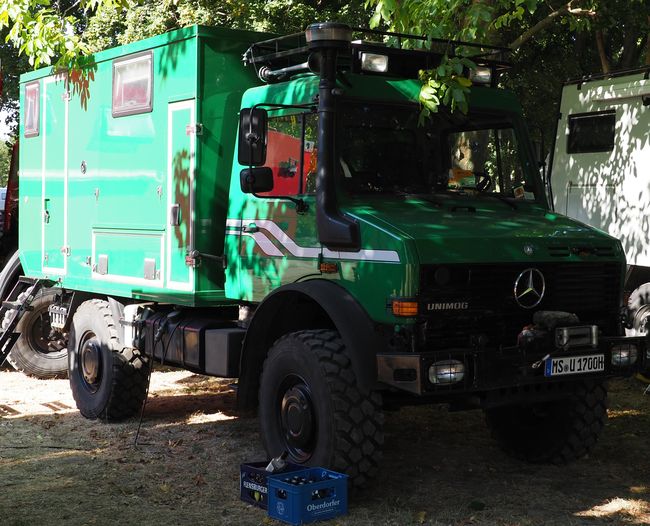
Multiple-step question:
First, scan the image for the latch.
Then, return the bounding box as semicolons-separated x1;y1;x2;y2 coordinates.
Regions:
185;123;203;136
170;204;181;226
60;246;71;256
186;250;226;269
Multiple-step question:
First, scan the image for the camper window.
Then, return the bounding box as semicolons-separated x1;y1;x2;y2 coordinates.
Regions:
112;52;153;117
567;110;615;154
24;82;40;138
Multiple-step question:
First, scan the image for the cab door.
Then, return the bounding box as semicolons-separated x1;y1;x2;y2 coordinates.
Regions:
234;111;320;301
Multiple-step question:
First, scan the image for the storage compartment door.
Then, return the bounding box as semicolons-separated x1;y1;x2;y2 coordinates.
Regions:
166;100;194;291
42;76;68;274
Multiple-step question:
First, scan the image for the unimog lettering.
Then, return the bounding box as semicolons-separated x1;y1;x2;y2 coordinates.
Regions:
427;302;469;311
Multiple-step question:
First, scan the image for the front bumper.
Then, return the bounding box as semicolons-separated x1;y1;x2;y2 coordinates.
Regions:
377;334;648;396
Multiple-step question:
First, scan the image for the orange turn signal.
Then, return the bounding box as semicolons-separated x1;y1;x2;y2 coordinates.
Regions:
319;262;339;274
392;300;418;317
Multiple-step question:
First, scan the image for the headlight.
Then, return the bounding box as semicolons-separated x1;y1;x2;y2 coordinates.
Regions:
428;359;465;384
611;344;638;367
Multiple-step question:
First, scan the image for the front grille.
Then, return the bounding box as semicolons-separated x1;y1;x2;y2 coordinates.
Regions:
548;244;616;258
419;262;621;349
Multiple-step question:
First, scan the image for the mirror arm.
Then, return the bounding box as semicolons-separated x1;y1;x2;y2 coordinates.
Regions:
253;193;309;214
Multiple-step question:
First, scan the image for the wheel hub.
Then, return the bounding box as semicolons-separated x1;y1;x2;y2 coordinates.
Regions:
81;339;101;386
280;383;315;453
26;307;68;357
632;305;650;335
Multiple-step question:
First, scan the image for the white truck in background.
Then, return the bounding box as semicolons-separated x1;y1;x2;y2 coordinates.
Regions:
550;68;650;347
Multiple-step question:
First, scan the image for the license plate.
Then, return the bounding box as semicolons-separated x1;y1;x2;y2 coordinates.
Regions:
544;354;605;377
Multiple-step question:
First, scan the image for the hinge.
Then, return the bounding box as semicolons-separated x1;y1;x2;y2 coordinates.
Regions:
186;123;203;136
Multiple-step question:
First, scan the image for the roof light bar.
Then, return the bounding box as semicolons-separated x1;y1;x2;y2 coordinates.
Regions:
361;53;389;73
470;66;492;84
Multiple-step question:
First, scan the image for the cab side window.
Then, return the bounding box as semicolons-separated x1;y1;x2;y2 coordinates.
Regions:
261;112;318;197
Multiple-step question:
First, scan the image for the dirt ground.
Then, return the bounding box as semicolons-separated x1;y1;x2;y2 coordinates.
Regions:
0;370;648;526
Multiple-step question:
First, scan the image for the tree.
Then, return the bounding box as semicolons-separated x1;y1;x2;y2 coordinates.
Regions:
0;1;370;130
83;0;370;52
0;139;11;186
366;0;649;144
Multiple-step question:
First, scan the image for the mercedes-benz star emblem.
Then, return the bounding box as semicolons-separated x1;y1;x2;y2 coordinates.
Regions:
513;268;546;309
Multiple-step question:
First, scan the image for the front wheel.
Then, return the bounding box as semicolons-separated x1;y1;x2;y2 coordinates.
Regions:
258;330;383;487
68;299;149;420
485;380;607;464
626;284;650;384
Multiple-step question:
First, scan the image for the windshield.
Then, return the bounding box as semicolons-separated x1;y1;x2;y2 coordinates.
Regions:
338;102;538;201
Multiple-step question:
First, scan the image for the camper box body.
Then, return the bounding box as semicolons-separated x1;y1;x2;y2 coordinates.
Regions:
18;26;262;305
551;70;650;275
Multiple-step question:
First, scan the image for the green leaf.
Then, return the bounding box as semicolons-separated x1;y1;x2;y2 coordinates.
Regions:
451;88;465;102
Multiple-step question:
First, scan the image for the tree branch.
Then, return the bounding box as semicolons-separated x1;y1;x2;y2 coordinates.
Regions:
646;16;650;66
595;30;611;74
508;1;596;50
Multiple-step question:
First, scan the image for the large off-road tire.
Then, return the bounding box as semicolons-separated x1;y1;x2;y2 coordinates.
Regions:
0;250;68;378
485;380;607;464
6;290;69;378
68;299;149;421
258;329;383;488
626;284;650;383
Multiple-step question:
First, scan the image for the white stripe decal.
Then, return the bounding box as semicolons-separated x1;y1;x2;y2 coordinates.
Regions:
244;231;284;257
226;218;400;262
323;247;400;262
255;220;320;258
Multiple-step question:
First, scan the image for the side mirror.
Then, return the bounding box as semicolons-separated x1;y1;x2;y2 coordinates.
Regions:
240;167;274;194
238;108;268;166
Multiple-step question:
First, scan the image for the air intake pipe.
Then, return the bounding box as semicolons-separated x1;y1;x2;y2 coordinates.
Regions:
306;22;360;251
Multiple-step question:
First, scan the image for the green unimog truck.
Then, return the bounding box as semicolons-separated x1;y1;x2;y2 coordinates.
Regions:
4;22;647;485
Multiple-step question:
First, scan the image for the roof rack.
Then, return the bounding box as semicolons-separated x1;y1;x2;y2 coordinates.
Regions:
243;25;511;84
565;65;650;87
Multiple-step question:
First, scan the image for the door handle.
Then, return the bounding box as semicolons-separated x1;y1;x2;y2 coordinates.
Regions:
43;210;50;224
170;204;181;226
242;223;259;233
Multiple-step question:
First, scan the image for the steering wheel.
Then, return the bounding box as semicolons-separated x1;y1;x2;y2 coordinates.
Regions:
475;172;492;193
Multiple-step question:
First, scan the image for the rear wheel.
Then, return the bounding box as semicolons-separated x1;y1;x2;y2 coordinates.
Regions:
68;299;149;420
6;290;68;378
0;250;69;378
485;380;607;464
258;329;383;487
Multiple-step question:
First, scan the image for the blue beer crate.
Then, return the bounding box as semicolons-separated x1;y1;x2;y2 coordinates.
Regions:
267;467;348;525
240;461;305;510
